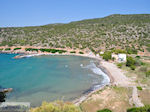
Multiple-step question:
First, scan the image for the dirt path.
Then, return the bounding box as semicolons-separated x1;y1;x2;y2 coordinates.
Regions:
132;86;144;107
101;61;144;107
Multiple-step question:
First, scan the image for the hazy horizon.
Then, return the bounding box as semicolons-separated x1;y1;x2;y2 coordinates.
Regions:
0;0;150;27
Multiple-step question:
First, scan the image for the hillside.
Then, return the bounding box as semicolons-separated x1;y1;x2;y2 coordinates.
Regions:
0;14;150;54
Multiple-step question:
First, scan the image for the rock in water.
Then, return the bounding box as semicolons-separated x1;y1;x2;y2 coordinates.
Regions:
0;92;6;102
0;88;13;103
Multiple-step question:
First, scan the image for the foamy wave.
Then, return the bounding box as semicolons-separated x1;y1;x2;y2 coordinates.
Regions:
82;61;110;90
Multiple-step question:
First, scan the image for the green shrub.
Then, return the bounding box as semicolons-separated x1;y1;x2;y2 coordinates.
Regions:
25;48;38;52
70;51;76;53
14;47;21;50
117;63;123;68
135;60;143;66
0;48;3;51
5;48;11;50
137;86;142;91
30;101;81;112
97;109;112;112
102;51;112;61
135;56;140;59
140;62;145;66
127;105;150;112
51;49;58;53
113;49;126;54
126;56;136;67
126;48;138;54
79;51;84;54
112;57;115;61
39;49;66;54
58;50;66;54
130;65;136;70
146;70;150;77
39;48;51;52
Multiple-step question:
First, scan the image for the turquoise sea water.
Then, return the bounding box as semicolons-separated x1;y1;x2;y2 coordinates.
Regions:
0;54;109;106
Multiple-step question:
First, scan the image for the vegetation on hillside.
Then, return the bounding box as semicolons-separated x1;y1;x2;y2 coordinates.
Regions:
126;56;136;70
97;109;112;112
117;55;150;86
30;101;81;112
0;14;150;54
14;47;21;50
5;48;11;50
127;105;150;112
102;51;112;61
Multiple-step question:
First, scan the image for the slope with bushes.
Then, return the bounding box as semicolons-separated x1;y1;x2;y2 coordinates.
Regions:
0;14;150;54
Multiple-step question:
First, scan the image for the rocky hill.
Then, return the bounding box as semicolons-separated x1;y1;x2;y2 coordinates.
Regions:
0;14;150;53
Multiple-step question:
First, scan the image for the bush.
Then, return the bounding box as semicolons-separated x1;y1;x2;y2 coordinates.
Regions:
0;48;3;51
5;48;11;50
146;70;150;77
102;51;112;61
58;50;66;54
127;105;150;112
70;51;76;53
137;86;142;91
25;48;38;52
135;56;140;59
30;101;81;112
112;57;115;61
50;49;59;53
135;60;143;66
39;48;51;52
126;56;135;67
113;49;126;54
14;47;21;50
130;65;136;70
39;49;66;54
79;51;84;54
126;48;137;54
97;109;112;112
117;63;123;68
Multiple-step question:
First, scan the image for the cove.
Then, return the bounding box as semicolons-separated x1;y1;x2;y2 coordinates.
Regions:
0;54;109;106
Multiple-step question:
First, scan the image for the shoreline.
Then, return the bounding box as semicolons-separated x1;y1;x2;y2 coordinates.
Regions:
0;49;114;106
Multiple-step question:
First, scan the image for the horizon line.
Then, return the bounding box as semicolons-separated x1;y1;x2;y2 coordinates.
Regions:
1;13;150;28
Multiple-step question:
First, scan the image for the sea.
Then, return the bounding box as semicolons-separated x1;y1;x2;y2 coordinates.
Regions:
0;54;110;106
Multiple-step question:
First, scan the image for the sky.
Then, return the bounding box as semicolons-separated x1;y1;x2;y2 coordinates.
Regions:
0;0;150;27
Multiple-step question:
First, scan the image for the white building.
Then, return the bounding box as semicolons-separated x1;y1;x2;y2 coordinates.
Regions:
112;53;126;62
100;51;104;54
118;54;126;62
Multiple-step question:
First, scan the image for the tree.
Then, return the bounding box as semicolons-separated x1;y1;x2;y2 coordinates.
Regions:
103;51;112;61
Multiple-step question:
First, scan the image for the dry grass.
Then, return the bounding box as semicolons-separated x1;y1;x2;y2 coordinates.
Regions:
138;89;150;105
80;86;132;112
120;60;150;86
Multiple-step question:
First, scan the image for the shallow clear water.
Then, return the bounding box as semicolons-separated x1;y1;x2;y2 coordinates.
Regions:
0;54;109;106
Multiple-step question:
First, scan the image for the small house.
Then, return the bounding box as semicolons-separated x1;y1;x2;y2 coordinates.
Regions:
112;53;126;62
118;54;126;62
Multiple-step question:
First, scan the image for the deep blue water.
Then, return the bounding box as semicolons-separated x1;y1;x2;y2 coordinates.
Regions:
0;54;109;106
